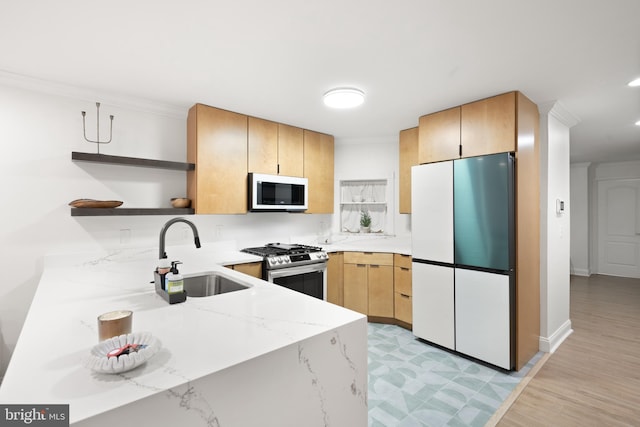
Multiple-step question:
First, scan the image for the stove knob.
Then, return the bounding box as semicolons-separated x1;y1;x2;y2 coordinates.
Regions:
284;257;291;263
277;257;284;264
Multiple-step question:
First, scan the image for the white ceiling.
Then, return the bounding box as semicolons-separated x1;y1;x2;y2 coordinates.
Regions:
1;0;639;163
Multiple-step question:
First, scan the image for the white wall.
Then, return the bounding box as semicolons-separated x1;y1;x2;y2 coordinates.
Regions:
333;137;410;237
570;163;591;276
538;101;577;353
0;78;332;377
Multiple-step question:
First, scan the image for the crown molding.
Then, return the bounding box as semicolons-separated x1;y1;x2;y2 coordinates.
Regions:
0;69;187;118
538;100;580;128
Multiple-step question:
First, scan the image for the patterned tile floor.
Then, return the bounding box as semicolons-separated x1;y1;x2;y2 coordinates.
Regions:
368;323;541;427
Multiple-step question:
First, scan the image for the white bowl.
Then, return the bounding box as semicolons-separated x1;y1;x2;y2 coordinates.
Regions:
83;332;160;374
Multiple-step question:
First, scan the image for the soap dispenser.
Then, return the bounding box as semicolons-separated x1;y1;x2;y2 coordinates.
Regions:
165;261;184;295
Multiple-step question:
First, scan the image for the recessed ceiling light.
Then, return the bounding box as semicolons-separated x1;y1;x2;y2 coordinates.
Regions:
635;120;640;126
628;77;640;87
323;87;365;109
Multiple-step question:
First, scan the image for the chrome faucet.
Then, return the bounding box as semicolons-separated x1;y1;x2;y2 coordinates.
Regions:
159;217;201;259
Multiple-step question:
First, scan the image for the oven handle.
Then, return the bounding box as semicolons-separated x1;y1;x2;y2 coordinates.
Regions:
267;262;327;279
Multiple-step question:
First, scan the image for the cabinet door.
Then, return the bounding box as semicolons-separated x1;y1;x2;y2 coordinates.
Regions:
303;130;334;213
231;262;262;279
394;253;412;270
344;252;393;266
188;104;248;214
277;124;304;177
327;252;344;306
394;293;412;324
412;262;455;350
394;265;412;296
399;127;419;213
418;106;461;163
248;117;278;175
461;92;516;157
368;265;394;317
343;263;368;315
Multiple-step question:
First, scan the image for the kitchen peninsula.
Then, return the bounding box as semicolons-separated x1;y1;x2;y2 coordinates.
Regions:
0;245;367;426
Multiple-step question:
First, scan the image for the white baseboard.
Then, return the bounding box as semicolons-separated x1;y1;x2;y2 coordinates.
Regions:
571;268;590;277
539;319;573;353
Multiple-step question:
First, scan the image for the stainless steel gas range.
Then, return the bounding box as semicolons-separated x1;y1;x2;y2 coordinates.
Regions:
241;243;328;300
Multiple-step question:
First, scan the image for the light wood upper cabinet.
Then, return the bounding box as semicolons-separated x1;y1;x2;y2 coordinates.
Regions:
461;92;516;158
248;118;304;177
248;117;278;175
418;106;461;163
277;124;304;177
399;127;419;214
187;104;248;214
303;130;334;213
418;92;518;163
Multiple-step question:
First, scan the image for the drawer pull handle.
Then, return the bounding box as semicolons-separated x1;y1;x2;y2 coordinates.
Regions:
364;252;374;255
400;267;410;271
400;293;410;298
370;265;379;268
357;264;366;267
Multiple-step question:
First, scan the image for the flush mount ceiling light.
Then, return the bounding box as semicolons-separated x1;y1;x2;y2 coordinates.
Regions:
635;120;640;126
323;87;365;109
628;77;640;87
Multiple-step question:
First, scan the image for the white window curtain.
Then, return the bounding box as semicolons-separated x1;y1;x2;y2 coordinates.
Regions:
341;180;386;233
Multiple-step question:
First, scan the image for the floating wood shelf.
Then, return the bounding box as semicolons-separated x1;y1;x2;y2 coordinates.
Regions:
70;151;195;216
71;152;195;171
71;208;195;217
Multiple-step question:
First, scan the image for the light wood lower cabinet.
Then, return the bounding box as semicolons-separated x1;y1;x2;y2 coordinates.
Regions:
343;263;368;314
368;264;394;317
343;252;393;317
225;262;262;279
394;254;412;324
327;252;344;306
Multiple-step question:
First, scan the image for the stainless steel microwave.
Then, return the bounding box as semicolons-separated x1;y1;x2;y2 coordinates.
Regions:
248;173;308;211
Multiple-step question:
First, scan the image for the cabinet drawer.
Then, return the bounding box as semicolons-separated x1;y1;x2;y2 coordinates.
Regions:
394;292;412;324
394;266;412;296
344;252;393;266
394;253;412;269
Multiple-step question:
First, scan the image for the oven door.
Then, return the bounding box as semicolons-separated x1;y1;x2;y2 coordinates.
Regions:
267;262;327;300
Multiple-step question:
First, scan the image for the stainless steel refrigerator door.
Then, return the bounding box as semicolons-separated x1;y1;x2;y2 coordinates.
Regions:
453;153;515;271
411;162;454;264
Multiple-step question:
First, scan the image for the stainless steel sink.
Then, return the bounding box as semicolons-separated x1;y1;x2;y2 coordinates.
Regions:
183;272;251;297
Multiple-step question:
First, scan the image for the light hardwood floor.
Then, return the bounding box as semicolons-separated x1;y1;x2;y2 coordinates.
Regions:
497;274;640;426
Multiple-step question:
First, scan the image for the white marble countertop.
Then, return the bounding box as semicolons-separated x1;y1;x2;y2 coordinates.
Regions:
0;244;365;424
319;234;412;255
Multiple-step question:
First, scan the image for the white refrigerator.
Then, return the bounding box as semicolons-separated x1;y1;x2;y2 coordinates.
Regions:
411;153;515;370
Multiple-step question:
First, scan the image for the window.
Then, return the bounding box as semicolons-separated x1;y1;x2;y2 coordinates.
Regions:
340;179;387;233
